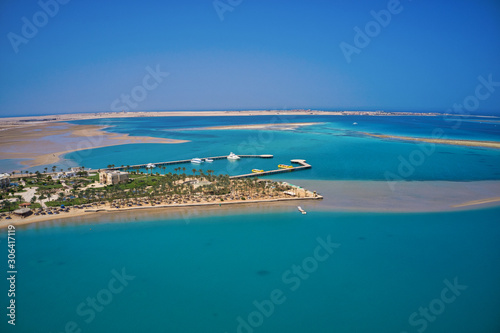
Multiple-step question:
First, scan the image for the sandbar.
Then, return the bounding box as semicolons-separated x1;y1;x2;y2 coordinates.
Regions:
452;197;500;208
0;122;188;170
362;132;500;149
272;179;500;212
172;122;324;131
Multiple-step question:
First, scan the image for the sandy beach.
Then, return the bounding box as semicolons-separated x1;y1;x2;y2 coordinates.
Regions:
0;122;188;170
0;195;322;228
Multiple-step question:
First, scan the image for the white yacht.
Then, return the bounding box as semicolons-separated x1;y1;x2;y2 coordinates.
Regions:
227;152;240;160
205;158;213;162
191;158;203;164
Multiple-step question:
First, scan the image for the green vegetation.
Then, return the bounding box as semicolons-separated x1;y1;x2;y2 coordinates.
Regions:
0;200;18;213
2;167;303;211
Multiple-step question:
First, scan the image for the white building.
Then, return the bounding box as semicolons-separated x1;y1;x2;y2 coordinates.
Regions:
0;173;10;188
52;172;76;179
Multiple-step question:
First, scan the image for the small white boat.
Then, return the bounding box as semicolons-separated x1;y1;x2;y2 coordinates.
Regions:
205;158;213;162
353;122;358;125
227;152;240;160
191;158;203;164
297;206;306;214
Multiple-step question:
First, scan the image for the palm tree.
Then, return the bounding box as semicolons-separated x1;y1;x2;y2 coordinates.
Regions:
43;167;47;174
2;200;12;214
51;166;57;173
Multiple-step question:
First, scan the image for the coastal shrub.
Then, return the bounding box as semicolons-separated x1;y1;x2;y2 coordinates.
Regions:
46;198;87;207
0;202;18;213
87;175;99;181
35;183;63;191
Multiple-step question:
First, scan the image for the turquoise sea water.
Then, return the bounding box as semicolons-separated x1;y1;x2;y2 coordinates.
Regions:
1;115;500;332
58;115;500;181
1;207;500;332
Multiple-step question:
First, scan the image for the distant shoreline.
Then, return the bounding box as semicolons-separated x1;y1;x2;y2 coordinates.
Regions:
0;110;444;131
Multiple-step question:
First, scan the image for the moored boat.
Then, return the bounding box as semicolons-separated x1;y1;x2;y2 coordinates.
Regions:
278;164;293;169
227;152;240;160
205;158;213;162
191;158;203;164
252;169;264;173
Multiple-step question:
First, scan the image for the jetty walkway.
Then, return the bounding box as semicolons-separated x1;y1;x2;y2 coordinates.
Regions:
105;154;274;171
104;154;312;179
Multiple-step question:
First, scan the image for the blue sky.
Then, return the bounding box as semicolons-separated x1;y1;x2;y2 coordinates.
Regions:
1;0;499;116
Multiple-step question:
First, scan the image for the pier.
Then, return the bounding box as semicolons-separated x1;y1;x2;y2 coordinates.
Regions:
105;154;274;171
102;154;312;179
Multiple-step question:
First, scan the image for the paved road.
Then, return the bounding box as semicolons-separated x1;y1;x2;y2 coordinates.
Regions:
15;187;37;203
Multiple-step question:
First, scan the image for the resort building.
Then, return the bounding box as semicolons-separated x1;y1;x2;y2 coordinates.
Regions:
52;172;76;179
0;173;10;188
99;171;129;185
